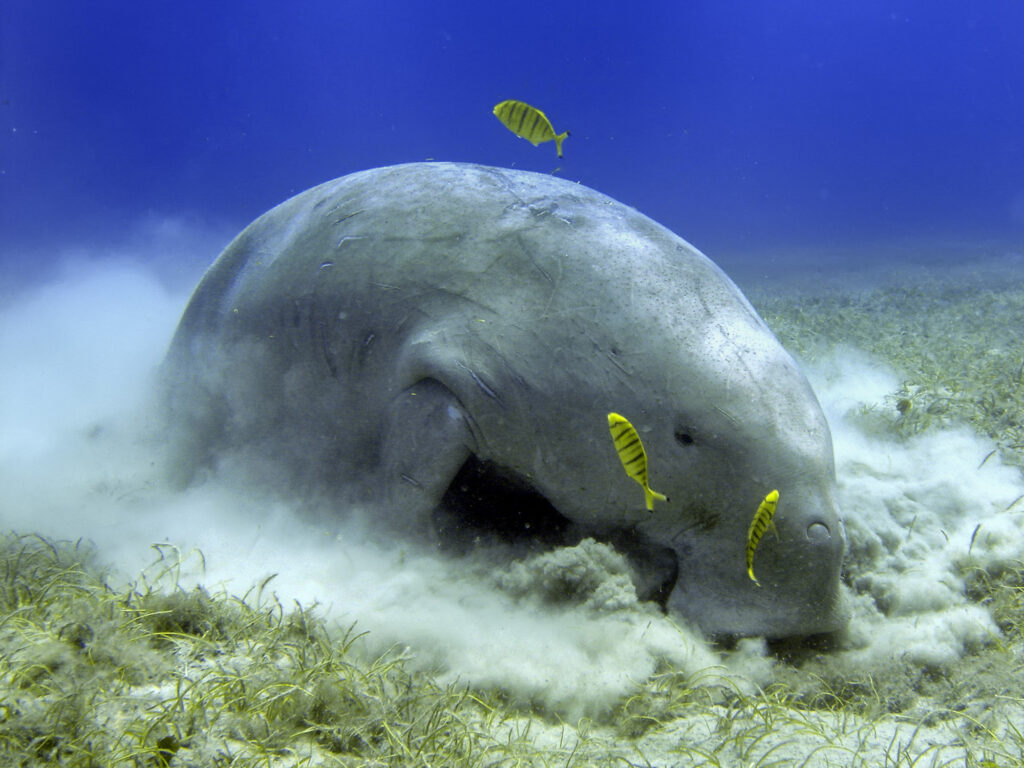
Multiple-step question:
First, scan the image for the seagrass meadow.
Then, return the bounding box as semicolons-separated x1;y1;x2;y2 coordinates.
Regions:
2;263;1024;767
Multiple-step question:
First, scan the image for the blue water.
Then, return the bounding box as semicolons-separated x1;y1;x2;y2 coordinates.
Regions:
2;1;1023;273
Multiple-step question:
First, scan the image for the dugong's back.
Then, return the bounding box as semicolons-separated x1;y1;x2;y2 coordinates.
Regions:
164;162;747;493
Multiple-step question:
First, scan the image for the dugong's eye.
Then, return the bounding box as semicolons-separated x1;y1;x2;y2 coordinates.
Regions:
674;429;695;446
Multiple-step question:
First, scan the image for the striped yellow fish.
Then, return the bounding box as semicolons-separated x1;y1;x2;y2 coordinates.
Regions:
493;99;570;158
746;489;780;586
607;412;669;511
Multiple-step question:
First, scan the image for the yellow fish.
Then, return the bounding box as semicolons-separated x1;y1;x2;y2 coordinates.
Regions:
607;412;668;511
493;100;570;158
746;489;779;586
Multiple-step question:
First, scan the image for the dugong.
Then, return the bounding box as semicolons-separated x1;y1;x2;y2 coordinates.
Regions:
163;162;846;638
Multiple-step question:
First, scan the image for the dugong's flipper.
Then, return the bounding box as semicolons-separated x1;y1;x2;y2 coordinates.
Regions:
380;379;474;532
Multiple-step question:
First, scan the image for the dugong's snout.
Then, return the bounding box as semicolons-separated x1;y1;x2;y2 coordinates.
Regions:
665;492;847;639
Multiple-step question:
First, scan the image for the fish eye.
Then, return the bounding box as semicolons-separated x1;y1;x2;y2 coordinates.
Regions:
674;429;695;446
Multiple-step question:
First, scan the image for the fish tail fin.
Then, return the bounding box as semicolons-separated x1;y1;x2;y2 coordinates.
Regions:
644;487;668;511
748;568;761;587
554;131;569;158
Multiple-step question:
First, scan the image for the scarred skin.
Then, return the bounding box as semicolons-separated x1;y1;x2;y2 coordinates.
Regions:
162;162;847;638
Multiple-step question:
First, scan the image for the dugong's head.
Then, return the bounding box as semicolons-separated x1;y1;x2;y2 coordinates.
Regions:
517;275;845;637
451;172;847;639
610;298;848;639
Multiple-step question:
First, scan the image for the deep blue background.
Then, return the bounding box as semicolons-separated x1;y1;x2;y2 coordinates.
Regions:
2;1;1023;273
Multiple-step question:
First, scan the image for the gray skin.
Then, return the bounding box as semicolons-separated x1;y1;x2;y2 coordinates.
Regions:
163;162;847;638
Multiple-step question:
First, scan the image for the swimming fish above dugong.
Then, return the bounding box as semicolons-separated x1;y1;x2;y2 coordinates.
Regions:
162;161;847;638
493;99;570;157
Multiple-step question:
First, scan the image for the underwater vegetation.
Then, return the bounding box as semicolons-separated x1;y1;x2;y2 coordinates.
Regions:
0;534;561;766
2;531;1022;767
755;277;1024;472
